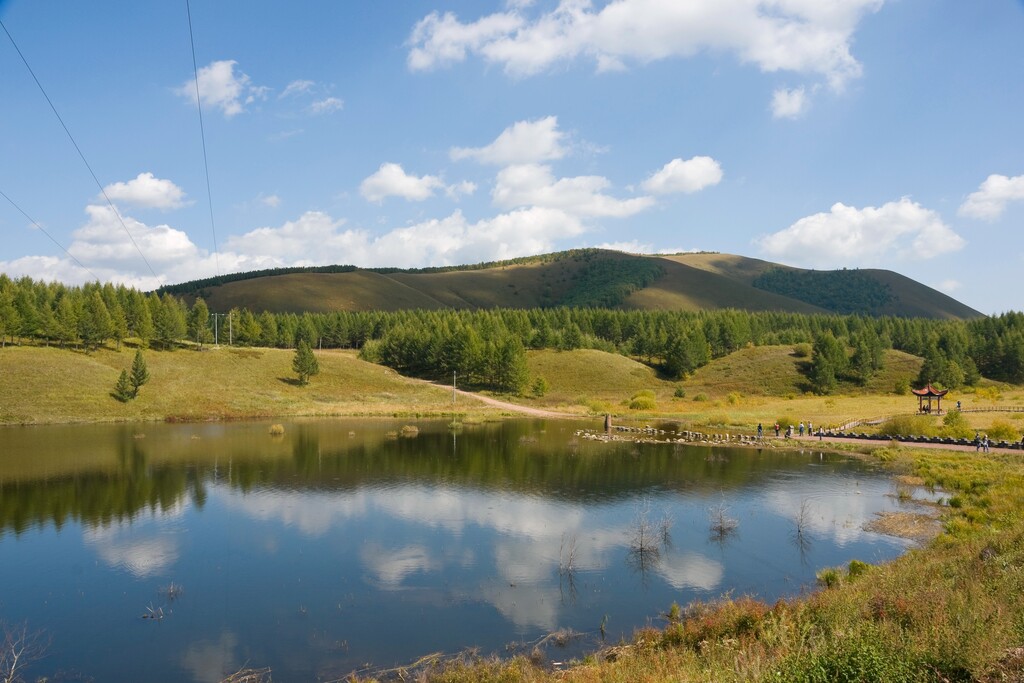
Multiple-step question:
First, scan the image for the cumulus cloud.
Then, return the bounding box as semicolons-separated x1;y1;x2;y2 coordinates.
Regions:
771;86;809;119
757;198;966;267
360;163;446;202
641;156;723;195
958;173;1024;221
176;59;264;118
408;0;881;89
102;172;189;210
359;163;474;203
451;116;566;165
493;163;654;217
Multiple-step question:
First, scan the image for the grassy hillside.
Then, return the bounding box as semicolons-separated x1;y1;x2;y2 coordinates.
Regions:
159;249;981;319
0;345;472;424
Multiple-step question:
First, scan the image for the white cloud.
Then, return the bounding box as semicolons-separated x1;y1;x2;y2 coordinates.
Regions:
493;163;655;217
309;96;344;114
451;116;566;165
958;173;1024;221
361;163;444;202
175;59;263;118
279;79;315;98
259;193;281;208
771;86;809;119
102;172;189;210
757;198;966;267
408;0;881;90
641;156;723;195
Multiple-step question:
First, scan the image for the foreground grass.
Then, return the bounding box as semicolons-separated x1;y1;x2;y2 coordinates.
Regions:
347;443;1024;683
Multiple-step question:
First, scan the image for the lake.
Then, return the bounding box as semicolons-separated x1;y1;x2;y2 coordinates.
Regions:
0;418;918;682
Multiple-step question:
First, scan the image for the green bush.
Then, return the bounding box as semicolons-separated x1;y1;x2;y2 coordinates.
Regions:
693;393;709;402
793;343;812;358
816;567;843;589
877;414;935;438
673;386;686;398
941;410;973;439
847;559;871;580
893;378;911;395
988;419;1020;442
531;376;548;397
726;391;743;405
629;396;657;411
632;389;656;400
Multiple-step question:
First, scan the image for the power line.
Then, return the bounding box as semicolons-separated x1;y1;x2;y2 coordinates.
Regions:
185;0;221;276
0;188;103;281
0;17;158;279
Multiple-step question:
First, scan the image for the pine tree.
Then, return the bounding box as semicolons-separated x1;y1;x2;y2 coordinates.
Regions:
113;369;133;402
292;340;320;386
130;350;150;397
189;298;213;347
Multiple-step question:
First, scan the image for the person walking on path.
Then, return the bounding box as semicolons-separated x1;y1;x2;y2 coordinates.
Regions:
799;422;805;437
774;422;780;437
975;431;981;452
757;423;763;440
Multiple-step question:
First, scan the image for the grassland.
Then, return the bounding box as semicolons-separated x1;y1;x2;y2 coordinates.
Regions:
4;343;1023;437
0;345;500;424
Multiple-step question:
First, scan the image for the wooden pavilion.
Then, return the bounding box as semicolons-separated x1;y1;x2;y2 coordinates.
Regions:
912;383;948;414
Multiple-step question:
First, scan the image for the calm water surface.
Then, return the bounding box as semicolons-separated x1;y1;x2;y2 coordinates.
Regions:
0;419;918;681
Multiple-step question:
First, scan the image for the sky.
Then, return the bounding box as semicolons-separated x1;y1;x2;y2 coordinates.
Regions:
1;0;1022;314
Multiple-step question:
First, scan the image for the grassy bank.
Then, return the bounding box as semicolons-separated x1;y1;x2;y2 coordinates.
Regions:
347;442;1024;682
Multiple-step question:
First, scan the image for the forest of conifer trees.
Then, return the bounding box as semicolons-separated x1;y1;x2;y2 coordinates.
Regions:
3;273;1023;394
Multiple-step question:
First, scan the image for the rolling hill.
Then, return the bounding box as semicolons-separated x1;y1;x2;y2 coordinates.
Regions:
158;249;983;319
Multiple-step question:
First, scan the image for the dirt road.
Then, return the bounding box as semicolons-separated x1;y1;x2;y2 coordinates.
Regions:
451;388;579;419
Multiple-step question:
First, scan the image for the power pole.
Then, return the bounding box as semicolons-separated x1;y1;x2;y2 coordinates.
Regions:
453;371;457;406
210;313;226;347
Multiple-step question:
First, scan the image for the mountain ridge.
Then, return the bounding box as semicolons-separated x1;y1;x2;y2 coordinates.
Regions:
157;249;983;319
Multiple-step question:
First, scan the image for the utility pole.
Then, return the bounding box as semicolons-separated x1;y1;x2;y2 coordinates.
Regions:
210;313;226;347
453;371;457;406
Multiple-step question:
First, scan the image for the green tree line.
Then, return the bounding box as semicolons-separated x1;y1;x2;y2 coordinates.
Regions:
3;274;1024;392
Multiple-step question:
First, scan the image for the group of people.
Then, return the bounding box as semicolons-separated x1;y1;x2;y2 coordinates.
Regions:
756;421;822;440
975;431;991;453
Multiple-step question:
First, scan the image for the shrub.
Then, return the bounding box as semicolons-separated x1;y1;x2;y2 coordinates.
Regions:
693;393;709;402
877;414;935;438
816;567;843;589
632;389;656;400
531;376;548;397
847;559;871;580
776;415;796;430
793;343;812;358
941;410;973;439
629;396;657;411
893;378;911;395
988;419;1020;442
726;391;743;405
673;386;686;398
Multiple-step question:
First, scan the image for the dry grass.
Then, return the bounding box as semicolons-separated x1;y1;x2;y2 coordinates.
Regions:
0;345;494;425
864;510;941;542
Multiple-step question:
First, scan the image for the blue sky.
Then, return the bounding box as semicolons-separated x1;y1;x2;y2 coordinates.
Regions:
1;0;1022;313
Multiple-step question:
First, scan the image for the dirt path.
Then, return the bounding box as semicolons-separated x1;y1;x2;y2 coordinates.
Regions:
789;434;1022;454
451;388;579;419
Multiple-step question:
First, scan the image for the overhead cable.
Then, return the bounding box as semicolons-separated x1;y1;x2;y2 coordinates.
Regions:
185;0;221;276
0;17;158;279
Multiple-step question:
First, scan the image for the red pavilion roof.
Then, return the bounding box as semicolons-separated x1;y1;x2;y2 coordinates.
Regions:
911;383;949;397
